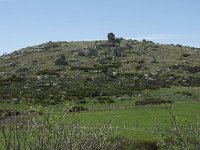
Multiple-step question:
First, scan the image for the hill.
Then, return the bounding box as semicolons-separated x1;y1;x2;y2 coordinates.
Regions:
0;33;200;104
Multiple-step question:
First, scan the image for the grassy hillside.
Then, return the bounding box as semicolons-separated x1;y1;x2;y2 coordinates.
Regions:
0;35;200;104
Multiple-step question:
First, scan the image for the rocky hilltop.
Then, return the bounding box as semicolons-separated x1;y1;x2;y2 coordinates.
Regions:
0;33;200;104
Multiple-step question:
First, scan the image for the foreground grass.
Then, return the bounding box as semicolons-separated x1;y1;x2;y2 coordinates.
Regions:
1;101;200;140
77;101;200;140
0;86;200;149
0;101;200;149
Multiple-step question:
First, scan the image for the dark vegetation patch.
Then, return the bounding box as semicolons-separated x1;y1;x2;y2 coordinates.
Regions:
162;74;200;87
182;53;191;57
70;63;121;72
96;97;115;103
1;71;200;105
0;74;25;83
170;64;200;73
0;109;20;120
77;100;87;104
36;69;60;75
177;91;193;96
135;97;173;106
109;136;158;150
69;106;88;112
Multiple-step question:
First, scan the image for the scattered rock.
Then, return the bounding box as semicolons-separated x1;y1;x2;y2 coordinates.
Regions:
12;98;20;104
117;96;128;101
107;68;118;77
71;48;80;53
73;51;84;57
84;48;98;57
97;56;112;64
52;82;59;87
107;33;115;43
0;72;6;77
6;61;18;67
55;54;67;65
45;83;51;87
111;48;122;57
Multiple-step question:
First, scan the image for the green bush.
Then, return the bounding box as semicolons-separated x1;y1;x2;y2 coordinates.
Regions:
69;106;88;112
155;112;200;149
135;97;173;106
0;105;113;150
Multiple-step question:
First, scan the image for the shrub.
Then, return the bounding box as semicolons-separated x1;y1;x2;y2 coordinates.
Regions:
155;112;200;149
97;97;112;101
70;63;121;72
77;100;87;104
135;97;173;106
107;99;115;104
69;106;88;112
0;105;113;150
108;136;158;150
182;53;191;57
0;109;20;120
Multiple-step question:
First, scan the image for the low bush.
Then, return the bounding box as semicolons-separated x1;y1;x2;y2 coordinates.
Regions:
97;97;114;103
177;91;192;96
108;136;158;150
69;106;88;112
70;63;121;72
0;109;20;120
0;105;113;150
135;97;173;106
155;112;200;149
77;100;87;104
107;99;115;104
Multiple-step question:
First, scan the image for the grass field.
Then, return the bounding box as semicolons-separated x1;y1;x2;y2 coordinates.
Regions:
0;86;200;149
77;101;200;139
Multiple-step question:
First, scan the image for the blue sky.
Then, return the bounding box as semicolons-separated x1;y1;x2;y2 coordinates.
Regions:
0;0;200;54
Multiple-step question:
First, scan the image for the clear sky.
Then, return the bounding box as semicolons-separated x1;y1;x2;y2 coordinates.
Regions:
0;0;200;54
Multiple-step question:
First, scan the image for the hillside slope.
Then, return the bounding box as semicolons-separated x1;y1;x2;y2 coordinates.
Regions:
0;35;200;104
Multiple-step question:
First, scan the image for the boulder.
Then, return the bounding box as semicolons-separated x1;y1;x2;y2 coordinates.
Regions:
0;72;6;77
73;51;84;57
84;49;98;57
55;54;67;65
107;33;115;42
71;48;80;53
